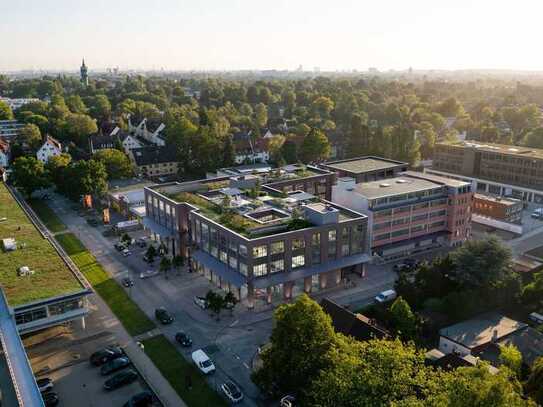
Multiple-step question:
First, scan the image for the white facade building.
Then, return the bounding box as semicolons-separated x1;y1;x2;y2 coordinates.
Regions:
36;136;62;163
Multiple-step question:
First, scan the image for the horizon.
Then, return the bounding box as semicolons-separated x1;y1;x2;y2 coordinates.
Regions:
2;0;542;72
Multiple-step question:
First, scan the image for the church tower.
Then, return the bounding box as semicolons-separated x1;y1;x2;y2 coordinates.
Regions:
80;58;89;86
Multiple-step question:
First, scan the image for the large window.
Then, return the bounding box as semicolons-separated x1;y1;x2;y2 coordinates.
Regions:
292;255;305;269
239;244;248;257
49;299;82;316
270;259;284;273
253;263;268;277
239;262;248;276
391;228;409;238
253;245;268;258
270;241;284;254
229;256;238;270
312;232;321;246
328;230;336;242
220;250;228;264
15;308;47;325
292;238;305;250
351;224;364;254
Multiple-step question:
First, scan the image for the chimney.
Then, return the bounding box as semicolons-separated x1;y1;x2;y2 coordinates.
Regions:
491;329;499;342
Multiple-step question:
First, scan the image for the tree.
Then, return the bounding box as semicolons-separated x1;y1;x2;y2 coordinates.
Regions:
94;149;133;179
11;157;50;197
62;113;98;145
389;296;417;340
312;96;334;119
89;95;112;122
221;135;235;167
45;153;72;188
499;343;522;376
121;233;132;245
255;103;268;128
280;139;298;164
159;256;171;278
451;236;513;288
62;159;107;201
0;100;13;120
205;290;225;319
524;127;543;149
417;121;437;159
145;245;157;263
268;135;285;163
252;294;337;396
18;123;42;150
299;129;331;163
66;95;88;114
526;356;543;404
347;113;369;157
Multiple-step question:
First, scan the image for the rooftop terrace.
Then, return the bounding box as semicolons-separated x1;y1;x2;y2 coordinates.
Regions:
324;157;406;174
0;183;83;306
440;140;543;159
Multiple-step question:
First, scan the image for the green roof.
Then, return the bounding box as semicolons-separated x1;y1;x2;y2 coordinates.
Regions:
0;183;83;306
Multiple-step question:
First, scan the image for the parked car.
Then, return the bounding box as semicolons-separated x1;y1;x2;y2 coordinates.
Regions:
139;269;159;279
220;380;243;403
37;377;54;393
374;289;397;304
103;369;138;391
122;277;134;287
529;312;543;324
122;248;132;257
42;391;59;406
191;349;215;374
100;356;131;375
155;307;174;324
136;237;148;248
175;331;192;347
193;296;207;309
393;258;419;272
114;243;126;251
532;208;543;219
90;346;124;366
142;255;155;263
123;391;154;407
280;395;296;407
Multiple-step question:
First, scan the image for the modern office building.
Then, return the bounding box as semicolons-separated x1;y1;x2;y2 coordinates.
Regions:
321;156;408;184
430;140;543;203
332;171;472;261
143;165;369;307
0;183;91;334
472;194;523;224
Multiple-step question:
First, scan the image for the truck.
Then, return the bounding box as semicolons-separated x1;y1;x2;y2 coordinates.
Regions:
114;220;142;232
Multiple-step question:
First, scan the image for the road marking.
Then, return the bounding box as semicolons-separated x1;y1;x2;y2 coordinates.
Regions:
229;319;239;328
243;362;250;369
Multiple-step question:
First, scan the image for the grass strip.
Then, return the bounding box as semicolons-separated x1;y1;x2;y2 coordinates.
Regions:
56;232;156;336
28;199;66;233
142;335;227;407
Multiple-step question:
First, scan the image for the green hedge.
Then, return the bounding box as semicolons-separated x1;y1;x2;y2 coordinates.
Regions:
56;232;156;336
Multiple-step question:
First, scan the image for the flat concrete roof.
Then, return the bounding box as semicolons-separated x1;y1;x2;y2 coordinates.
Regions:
324;157;406;174
440;140;543;160
406;171;470;188
439;313;527;349
355;176;442;199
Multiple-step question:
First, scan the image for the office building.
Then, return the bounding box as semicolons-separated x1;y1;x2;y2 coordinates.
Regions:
430;140;543;203
332;171;472;261
321;156;408;184
473;194;523;224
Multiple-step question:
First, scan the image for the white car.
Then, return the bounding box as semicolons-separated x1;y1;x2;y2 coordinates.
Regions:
122;249;132;257
191;349;215;374
193;296;207;309
220;380;243;403
139;269;159;279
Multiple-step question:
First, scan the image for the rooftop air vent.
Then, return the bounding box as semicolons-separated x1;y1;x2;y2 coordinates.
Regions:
380;183;391;188
396;179;407;184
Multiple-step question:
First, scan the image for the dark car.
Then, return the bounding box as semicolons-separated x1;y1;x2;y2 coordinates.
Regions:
100;356;131;375
114;243;126;251
42;391;59;406
175;331;192;347
37;377;54;393
143;254;154;263
221;380;243;403
122;277;134;287
90;346;124;366
123;391;154;407
103;369;138;391
393;258;420;272
155;307;174;324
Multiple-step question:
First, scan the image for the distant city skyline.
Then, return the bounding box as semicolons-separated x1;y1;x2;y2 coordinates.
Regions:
1;0;542;72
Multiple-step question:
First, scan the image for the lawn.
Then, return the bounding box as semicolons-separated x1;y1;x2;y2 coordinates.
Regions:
0;183;82;306
142;335;227;407
28;199;66;233
55;232;156;336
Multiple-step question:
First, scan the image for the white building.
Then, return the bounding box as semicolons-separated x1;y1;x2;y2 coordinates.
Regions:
0;137;10;168
36;136;62;163
0;120;25;140
128;116;166;147
0;97;40;111
119;133;143;155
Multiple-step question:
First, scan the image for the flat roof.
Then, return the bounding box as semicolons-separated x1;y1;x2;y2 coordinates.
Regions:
355;176;442;199
440;140;543;160
0;183;83;306
439;313;527;349
406;171;470;188
474;194;521;206
324;157;406;174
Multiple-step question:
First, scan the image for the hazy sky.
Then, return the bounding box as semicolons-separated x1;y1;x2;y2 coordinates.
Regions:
1;0;540;71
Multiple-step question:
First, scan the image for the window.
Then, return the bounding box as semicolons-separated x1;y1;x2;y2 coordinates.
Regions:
411;225;426;233
328;230;336;242
341;243;350;256
391;228;409;238
292;255;305;269
229;256;238;270
373;221;391;230
253;245;268;258
430;210;447;218
392;218;408;226
15;308;47;325
412;213;428;222
430;221;446;229
220;250;228;263
48;299;81;316
374;233;390;241
229;241;238;253
312;232;321;246
270;259;284;273
253;263;268;277
352;224;364;254
239;262;248;276
292;238;305;250
239;244;248;257
270;241;284;254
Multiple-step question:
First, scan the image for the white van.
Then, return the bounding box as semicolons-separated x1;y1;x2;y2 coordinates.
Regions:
529;312;543;325
192;349;215;374
374;289;397;304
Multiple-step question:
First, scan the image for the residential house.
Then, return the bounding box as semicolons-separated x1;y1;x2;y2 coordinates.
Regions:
320;298;389;341
128;116;166;147
232;131;270;164
129;146;178;178
36;136;62;163
119;132;144;155
0;137;10;168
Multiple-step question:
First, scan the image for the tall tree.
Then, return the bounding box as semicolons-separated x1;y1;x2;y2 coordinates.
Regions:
18;123;42;150
62;113;98;145
347;113;369;157
0;100;13;120
389;296;417;340
299;129;331;163
94;149;133;179
63;159;108;201
10;156;50;197
281;139;298;164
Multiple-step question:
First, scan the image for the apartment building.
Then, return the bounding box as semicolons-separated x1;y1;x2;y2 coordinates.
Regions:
321;156;408;184
332;171;472;261
431;140;543;203
129;146;178;178
36;136;62;163
472;194;523;224
0;120;25;140
143;166;369;307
